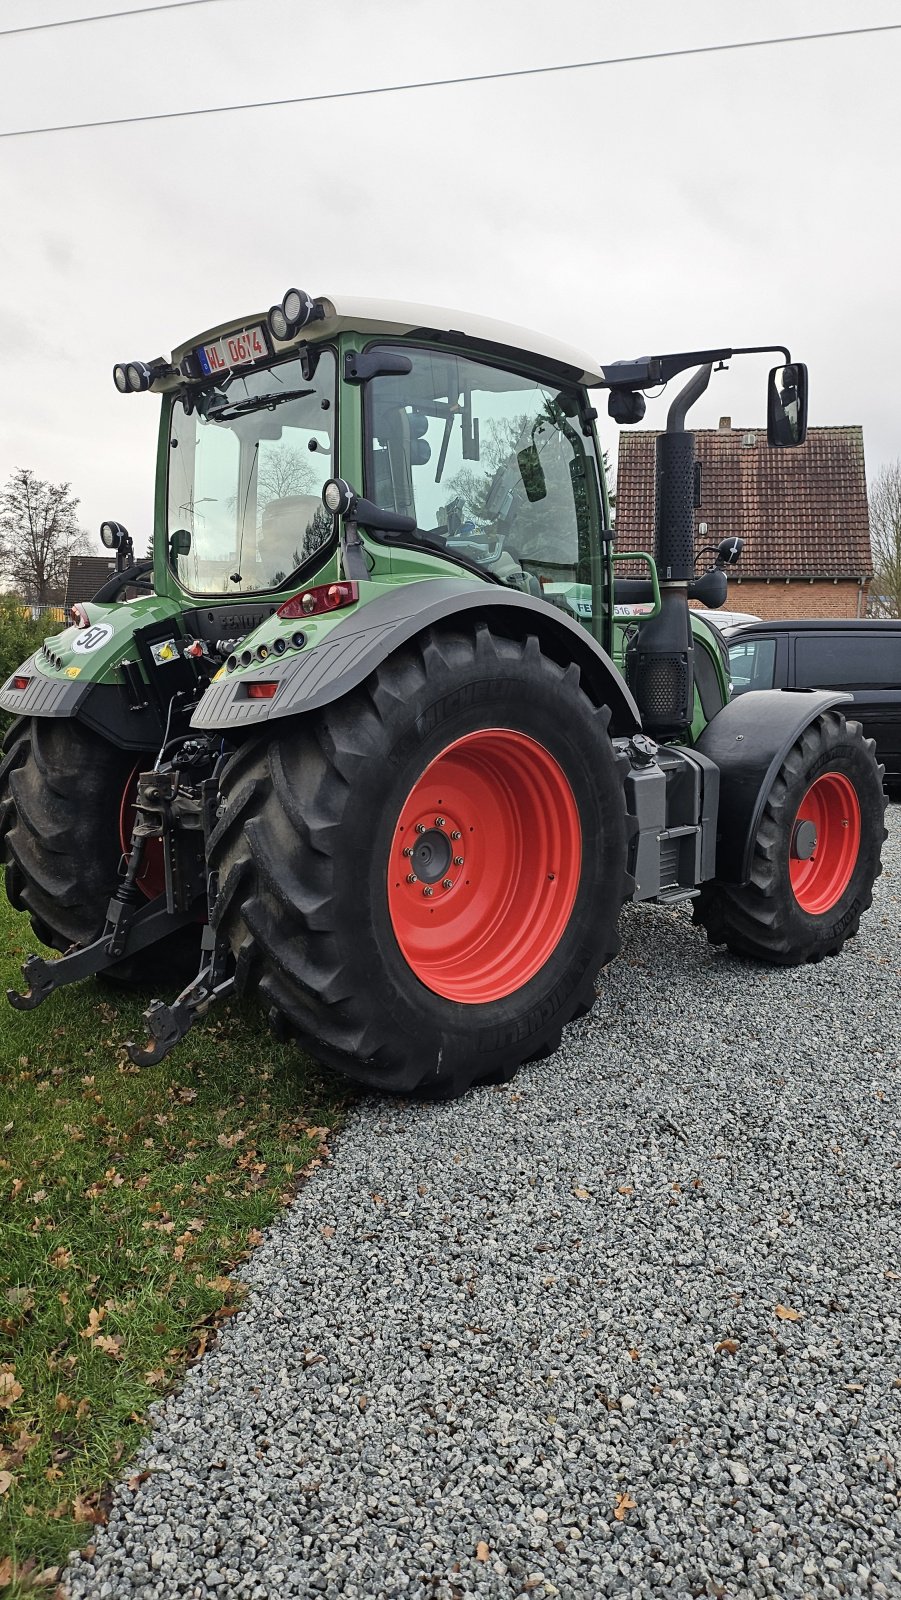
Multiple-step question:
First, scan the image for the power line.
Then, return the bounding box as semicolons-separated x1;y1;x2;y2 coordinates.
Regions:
0;0;235;38
1;22;899;140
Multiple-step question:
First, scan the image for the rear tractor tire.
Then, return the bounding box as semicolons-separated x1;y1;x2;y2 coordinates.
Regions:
209;626;630;1096
693;710;886;965
0;717;200;986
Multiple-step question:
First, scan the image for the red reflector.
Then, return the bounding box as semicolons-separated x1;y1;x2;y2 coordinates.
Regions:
246;682;278;699
277;580;359;620
11;675;31;691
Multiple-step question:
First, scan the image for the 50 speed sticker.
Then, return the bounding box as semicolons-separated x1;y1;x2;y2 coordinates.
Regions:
72;623;114;653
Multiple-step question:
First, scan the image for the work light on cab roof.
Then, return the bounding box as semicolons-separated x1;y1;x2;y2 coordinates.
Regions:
266;286;323;344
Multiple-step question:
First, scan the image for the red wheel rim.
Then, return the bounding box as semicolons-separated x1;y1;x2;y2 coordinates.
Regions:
387;729;582;1004
789;771;861;914
119;766;167;901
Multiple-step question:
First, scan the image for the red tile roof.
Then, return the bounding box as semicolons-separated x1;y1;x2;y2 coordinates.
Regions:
615;425;872;580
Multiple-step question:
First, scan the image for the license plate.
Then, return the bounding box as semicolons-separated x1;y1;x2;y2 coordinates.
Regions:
197;324;269;376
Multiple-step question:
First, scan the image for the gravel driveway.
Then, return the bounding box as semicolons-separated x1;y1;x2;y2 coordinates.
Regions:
68;808;901;1600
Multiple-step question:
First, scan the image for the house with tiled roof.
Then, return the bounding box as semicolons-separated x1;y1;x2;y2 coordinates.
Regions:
615;421;873;620
64;555;116;613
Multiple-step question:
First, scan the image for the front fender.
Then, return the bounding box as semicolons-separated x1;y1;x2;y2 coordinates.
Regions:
191;579;642;736
695;688;853;884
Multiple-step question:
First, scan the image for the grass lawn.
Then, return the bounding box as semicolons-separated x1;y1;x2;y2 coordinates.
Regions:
0;894;347;1595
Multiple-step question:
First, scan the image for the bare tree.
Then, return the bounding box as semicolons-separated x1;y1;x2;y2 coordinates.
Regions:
257;446;316;507
0;468;88;604
868;459;901;617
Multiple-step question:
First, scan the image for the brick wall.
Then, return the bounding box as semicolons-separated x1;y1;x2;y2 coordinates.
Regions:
720;580;869;620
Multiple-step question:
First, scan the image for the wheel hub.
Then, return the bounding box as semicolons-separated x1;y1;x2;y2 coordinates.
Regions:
791;818;818;861
410;827;453;884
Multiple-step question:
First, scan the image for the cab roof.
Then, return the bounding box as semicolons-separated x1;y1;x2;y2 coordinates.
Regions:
168;293;607;388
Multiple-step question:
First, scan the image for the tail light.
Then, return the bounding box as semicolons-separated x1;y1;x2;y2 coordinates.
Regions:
10;675;31;691
244;682;278;700
277;581;359;620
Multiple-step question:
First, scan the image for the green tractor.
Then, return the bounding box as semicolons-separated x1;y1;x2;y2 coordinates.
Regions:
0;290;887;1095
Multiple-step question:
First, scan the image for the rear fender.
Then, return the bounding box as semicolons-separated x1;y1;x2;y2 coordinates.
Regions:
695;688;853;884
191;579;642;736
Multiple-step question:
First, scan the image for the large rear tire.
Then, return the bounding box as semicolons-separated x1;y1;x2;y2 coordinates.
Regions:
209;626;630;1096
693;710;886;965
0;718;200;984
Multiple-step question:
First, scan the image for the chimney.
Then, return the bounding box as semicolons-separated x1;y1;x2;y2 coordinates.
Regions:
718;416;731;430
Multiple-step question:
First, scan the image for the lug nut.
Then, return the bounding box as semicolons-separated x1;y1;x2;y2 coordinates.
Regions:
442;879;453;890
450;830;461;840
454;856;464;866
402;847;413;857
423;886;433;897
435;817;445;827
406;874;417;884
415;823;425;834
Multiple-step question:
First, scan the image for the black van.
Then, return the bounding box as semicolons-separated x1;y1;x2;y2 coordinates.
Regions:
726;619;901;779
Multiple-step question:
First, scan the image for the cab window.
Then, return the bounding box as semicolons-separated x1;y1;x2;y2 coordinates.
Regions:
365;346;600;607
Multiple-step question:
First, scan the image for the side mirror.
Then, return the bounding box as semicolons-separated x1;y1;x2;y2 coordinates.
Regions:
100;520;128;550
169;527;192;559
608;389;647;426
767;363;808;447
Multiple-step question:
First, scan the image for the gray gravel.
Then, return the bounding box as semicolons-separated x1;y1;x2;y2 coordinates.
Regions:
67;809;901;1600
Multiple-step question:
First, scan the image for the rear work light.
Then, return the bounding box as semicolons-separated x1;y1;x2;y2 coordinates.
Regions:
245;682;278;700
277;581;359;620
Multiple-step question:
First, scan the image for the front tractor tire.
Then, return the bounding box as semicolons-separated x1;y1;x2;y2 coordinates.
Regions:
693;709;886;965
209;627;630;1096
0;718;199;984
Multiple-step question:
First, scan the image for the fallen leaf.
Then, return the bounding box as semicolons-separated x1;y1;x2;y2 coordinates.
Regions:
144;1370;167;1388
844;1382;865;1393
358;1394;368;1412
0;1371;23;1409
207;1276;234;1294
44;1466;63;1484
6;1287;35;1313
94;1335;124;1359
49;1247;72;1269
71;1492;106;1525
31;1189;48;1204
475;1540;490;1562
371;1194;384;1206
613;1492;637;1522
54;1394;73;1413
30;1566;61;1589
774;1304;803;1322
0;1558;12;1586
217;1129;245;1149
320;1226;335;1238
627;1348;640;1360
75;1398;91;1420
617;1185;634;1196
715;1338;740;1356
79;1307;106;1340
0;1470;13;1495
247;1229;263;1246
127;1471;151;1491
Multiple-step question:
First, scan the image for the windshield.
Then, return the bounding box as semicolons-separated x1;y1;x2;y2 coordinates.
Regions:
366;345;601;600
167;350;336;595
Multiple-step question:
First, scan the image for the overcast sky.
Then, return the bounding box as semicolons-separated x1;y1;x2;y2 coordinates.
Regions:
1;0;900;554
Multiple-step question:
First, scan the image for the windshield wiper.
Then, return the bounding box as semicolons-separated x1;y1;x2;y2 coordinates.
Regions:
205;387;315;421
